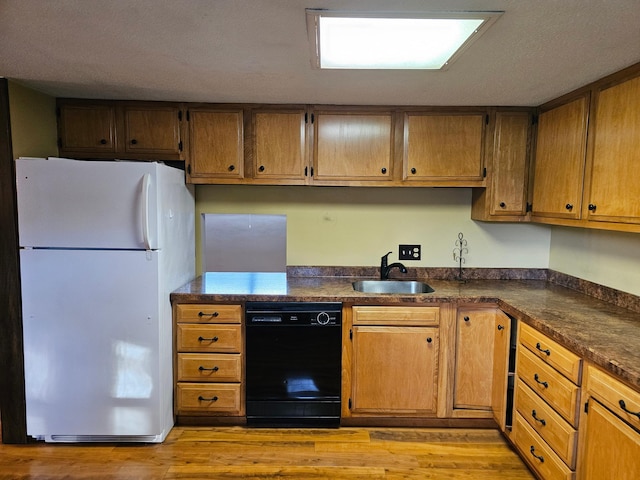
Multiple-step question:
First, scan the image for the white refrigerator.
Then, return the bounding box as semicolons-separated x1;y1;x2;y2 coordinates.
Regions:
16;157;195;443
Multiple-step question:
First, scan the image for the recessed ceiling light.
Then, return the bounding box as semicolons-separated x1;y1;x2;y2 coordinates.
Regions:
306;10;503;70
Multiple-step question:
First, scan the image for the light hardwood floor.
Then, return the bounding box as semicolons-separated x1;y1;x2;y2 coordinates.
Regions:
0;427;535;479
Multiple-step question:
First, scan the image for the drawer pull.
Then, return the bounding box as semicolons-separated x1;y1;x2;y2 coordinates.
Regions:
533;373;549;389
529;445;545;463
198;311;219;318
535;342;551;356
531;409;547;426
198;366;219;372
198;395;219;402
198;336;219;343
619;400;640;420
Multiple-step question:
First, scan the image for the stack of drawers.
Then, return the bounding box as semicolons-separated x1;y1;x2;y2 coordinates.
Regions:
512;323;583;480
174;303;244;418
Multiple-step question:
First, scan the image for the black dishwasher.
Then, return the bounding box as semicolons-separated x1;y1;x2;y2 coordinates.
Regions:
245;302;342;427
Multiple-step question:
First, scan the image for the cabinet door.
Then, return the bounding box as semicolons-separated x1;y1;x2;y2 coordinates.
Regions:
404;113;485;182
531;96;589;220
586;75;640;224
454;308;496;410
492;310;513;431
580;399;640;480
489;112;531;216
58;103;116;154
122;104;183;157
187;108;244;182
313;111;393;182
351;326;438;414
252;109;308;183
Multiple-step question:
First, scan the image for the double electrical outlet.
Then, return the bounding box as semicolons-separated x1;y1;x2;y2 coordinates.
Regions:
399;244;421;260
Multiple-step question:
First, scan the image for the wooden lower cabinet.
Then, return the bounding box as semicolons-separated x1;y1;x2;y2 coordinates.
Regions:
343;305;442;420
173;303;245;420
513;323;582;479
577;364;640;480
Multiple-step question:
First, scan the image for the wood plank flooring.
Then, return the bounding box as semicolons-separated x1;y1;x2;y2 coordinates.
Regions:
0;426;535;479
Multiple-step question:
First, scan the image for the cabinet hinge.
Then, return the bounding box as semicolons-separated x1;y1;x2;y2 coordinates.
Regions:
55;107;61;118
304;166;308;176
186;110;190;121
483;167;487;178
348;398;352;409
485;114;490;125
57;138;62;148
178;141;183;152
178;110;183;121
532;114;539;125
349;328;353;340
311;166;314;177
526;203;533;213
311;113;315;123
305;112;308;123
187;164;191;175
584;401;589;414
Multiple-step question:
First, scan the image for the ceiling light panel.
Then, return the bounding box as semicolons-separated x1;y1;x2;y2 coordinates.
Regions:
307;10;503;70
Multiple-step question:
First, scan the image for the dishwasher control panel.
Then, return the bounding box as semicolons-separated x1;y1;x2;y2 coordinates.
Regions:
245;302;341;326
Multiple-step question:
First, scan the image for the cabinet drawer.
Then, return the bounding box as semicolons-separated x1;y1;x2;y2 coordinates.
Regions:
519;323;582;384
176;383;242;414
585;364;640;431
176;304;242;323
352;306;440;326
177;324;242;353
177;353;242;382
518;346;581;427
512;412;574;480
515;381;578;468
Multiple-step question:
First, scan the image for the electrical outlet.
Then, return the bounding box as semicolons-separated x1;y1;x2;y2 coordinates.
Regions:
399;244;421;260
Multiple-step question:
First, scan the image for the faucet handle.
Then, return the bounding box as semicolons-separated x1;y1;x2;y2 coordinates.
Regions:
381;251;393;265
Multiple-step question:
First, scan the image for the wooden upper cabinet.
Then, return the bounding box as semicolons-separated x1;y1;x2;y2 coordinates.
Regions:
531;95;589;220
472;110;532;221
121;104;183;157
404;113;486;184
585;75;640;225
57;99;184;161
58;102;116;154
252;109;308;183
312;110;394;183
186;108;244;183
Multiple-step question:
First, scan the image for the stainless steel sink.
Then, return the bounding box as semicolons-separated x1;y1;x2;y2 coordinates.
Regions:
352;280;435;294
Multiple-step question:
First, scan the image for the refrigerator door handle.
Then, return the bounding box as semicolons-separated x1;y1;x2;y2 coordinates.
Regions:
141;173;152;250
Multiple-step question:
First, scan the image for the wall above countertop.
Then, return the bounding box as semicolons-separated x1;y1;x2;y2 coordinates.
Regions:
195;185;551;275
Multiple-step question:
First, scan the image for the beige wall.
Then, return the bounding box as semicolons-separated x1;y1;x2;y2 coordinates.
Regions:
195;185;551;275
8;81;57;159
549;227;640;296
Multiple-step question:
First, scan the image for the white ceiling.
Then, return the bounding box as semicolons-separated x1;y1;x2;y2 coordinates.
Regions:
1;0;639;106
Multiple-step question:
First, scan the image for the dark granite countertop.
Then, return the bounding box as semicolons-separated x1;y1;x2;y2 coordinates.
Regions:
171;272;640;389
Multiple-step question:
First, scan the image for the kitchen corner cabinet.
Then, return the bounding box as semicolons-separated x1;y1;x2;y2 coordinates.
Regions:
471;110;533;222
185;107;244;183
403;112;486;186
57;99;185;161
583;74;640;225
343;306;441;418
577;364;640;480
251;108;308;184
530;94;589;222
312;109;395;184
174;303;244;421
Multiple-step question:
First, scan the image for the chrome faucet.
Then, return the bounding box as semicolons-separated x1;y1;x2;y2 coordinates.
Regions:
380;251;408;280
